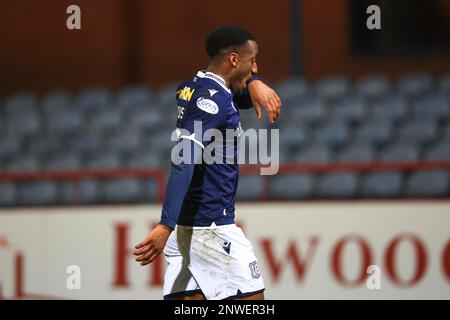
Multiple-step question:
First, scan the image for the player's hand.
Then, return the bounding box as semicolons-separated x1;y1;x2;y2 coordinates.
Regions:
248;80;282;123
133;224;172;266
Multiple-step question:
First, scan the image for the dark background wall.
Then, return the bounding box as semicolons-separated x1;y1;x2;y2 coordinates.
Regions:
1;0;449;97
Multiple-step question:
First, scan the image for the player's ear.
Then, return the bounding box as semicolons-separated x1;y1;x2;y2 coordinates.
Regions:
229;52;239;68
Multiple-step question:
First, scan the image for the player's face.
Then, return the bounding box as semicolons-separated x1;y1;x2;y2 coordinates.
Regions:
232;40;259;92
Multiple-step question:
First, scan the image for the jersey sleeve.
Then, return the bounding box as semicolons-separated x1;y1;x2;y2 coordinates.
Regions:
176;87;228;149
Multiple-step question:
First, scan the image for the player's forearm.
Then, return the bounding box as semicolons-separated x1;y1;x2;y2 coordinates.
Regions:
159;162;195;230
233;76;263;109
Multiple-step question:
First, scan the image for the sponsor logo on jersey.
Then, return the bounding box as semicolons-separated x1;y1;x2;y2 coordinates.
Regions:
177;86;196;102
196;97;219;114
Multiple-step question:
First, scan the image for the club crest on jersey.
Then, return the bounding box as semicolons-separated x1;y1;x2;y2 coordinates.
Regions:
249;261;261;279
196;97;219;114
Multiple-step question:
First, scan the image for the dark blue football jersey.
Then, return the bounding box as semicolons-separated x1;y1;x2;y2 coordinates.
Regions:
174;71;242;227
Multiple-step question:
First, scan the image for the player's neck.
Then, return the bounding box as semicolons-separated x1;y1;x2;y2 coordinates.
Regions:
205;66;231;88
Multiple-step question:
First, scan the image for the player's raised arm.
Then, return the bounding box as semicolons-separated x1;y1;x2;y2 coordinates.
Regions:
232;76;282;123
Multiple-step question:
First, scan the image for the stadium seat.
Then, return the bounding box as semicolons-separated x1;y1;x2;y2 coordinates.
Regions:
101;178;142;203
128;106;163;132
355;74;391;99
125;150;162;168
316;172;358;198
46;109;83;134
353;120;393;148
412;93;449;122
371;94;408;123
425;142;450;161
274;77;310;105
6;112;41;137
106;129;142;154
380;142;419;162
331;96;367;126
268;174;314;199
116;86;153;109
88;108;122;132
42;90;73;114
76;87;112;115
26;134;62;157
68;131;103;157
406;170;449;197
398;73;433;97
397;119;438;146
0;136;22;159
316;76;349;101
4;92;37;116
337;143;375;163
289;97;326;127
157;83;178;107
438;73;450;93
362;171;403;198
236;175;263;200
5;154;40;172
78;180;100;204
278;126;308;152
85;151;121;170
293;145;331;164
44;153;81;171
0;183;17;206
19;181;58;206
312;121;349;150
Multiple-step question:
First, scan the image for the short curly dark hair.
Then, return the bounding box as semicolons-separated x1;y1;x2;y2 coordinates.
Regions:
205;25;255;60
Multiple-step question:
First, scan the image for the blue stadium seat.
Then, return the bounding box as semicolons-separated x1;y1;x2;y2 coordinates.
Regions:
19;181;58;205
46;109;83;134
4;92;37;116
362;171;403;198
289;97;326;126
380;142;419;162
5;154;40;172
312;121;349;149
116;86;152;108
26;134;62;157
44;153;81;171
278;126;308;152
331;96;367;125
0;136;22;159
268;174;313;199
102;179;142;203
274;77;310;105
76;87;112;115
68;132;103;157
398;73;433;97
6;112;41;137
88;108;122;132
372;94;408;123
157;83;178;107
78;180;100;204
355;74;390;99
236;175;263;200
397;119;438;146
406;170;449;197
42;90;73;114
128;107;163;131
412;93;449;122
439;73;450;93
316;76;349;101
125;150;162;168
354;120;393;148
425;142;450;161
0;183;17;206
293;145;331;164
85;151;121;170
106;129;142;154
337;143;374;163
316;172;358;198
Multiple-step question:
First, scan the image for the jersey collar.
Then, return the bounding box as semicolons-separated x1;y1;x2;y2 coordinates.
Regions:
196;70;231;94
